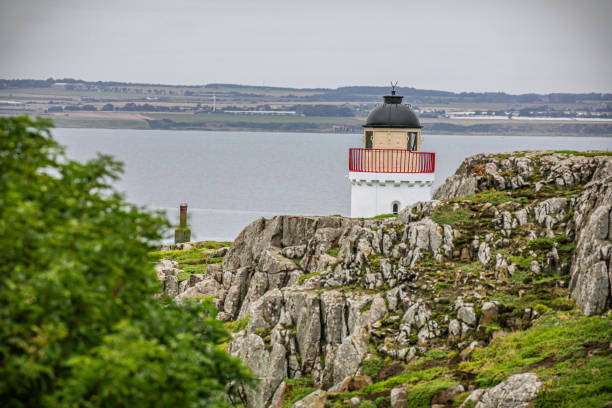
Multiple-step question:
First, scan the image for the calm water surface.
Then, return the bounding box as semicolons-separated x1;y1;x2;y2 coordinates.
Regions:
53;129;611;241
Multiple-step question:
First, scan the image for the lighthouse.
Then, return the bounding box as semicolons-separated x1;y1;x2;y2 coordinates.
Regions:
349;87;435;218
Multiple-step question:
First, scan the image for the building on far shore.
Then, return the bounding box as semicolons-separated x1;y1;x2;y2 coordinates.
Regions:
348;88;435;218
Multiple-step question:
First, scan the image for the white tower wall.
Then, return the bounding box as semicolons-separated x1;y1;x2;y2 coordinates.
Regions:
349;172;434;218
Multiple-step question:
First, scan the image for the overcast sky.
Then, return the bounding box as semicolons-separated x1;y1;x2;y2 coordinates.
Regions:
1;0;611;94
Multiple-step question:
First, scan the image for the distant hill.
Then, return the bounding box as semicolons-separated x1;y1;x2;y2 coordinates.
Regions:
2;78;611;105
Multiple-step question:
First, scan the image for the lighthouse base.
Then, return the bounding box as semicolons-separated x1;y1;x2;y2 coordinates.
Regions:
349;172;435;218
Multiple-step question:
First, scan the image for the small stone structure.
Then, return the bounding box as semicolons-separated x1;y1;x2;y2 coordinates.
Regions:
174;203;191;244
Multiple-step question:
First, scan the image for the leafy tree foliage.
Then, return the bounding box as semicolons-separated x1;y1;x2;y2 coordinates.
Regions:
0;116;252;407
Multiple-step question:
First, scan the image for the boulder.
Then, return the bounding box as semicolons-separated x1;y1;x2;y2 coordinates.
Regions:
570;201;612;316
469;373;542;408
478;242;491;265
402;302;432;329
480;302;500;327
390;385;407;408
268;382;286;408
457;304;477;326
330;375;372;393
227;334;288;408
293;390;327;408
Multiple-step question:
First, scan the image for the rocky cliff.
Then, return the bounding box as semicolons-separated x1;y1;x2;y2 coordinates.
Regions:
155;150;612;408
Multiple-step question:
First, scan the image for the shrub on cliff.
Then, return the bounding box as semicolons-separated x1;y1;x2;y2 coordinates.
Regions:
0;116;252;407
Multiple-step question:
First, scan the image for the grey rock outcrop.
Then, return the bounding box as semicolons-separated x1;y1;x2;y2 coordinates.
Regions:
153;150;611;408
435;151;612;317
569;175;612;315
464;373;542;408
292;390;326;408
390;386;407;408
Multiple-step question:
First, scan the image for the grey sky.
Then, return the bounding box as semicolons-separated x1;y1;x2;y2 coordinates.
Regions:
1;0;611;93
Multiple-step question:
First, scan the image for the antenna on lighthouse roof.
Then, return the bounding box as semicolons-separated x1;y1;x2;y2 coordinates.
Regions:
390;81;399;95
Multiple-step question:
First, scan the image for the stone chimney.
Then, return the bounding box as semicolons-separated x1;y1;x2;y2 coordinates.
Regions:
174;203;191;244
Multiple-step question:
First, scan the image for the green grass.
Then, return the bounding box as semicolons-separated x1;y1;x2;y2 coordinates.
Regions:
550;297;575;311
370;213;398;220
360;300;373;313
356;367;446;396
491;292;552;313
431;207;474;227
149;244;229;279
181;264;209;274
405;378;460;408
281;377;316;408
553;150;612;157
225;315;249;333
194;241;233;250
299;271;321;285
361;358;384;379
424;349;447;360
461;190;515;205
177;272;190;281
459;312;612;407
327;247;341;257
508;255;534;271
526;236;570;252
149;247;206;264
535;356;612;407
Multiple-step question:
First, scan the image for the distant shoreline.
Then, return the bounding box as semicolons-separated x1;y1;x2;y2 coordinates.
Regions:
35;111;611;137
51;123;612;138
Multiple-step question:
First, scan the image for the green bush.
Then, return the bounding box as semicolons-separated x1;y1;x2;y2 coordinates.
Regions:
359;401;376;408
281;376;315;408
361;358;384;379
225;315;250;333
508;255;533;270
550;297;575;311
527;236;570;252
425;349;447;359
462;190;514;204
553;150;612;157
431;207;474;227
370;213;397;220
0;116;253;406
375;396;390;407
177;271;191;281
405;379;459;408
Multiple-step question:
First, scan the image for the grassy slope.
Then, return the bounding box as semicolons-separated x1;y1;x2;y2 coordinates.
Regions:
317;312;611;408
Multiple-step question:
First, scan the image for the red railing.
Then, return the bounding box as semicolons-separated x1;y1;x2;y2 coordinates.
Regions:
349;148;435;173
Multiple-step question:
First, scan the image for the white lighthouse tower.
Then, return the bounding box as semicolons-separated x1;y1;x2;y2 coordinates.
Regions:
349;87;435;218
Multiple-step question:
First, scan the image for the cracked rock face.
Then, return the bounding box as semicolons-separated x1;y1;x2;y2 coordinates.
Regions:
569;196;612;315
153;151;611;408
